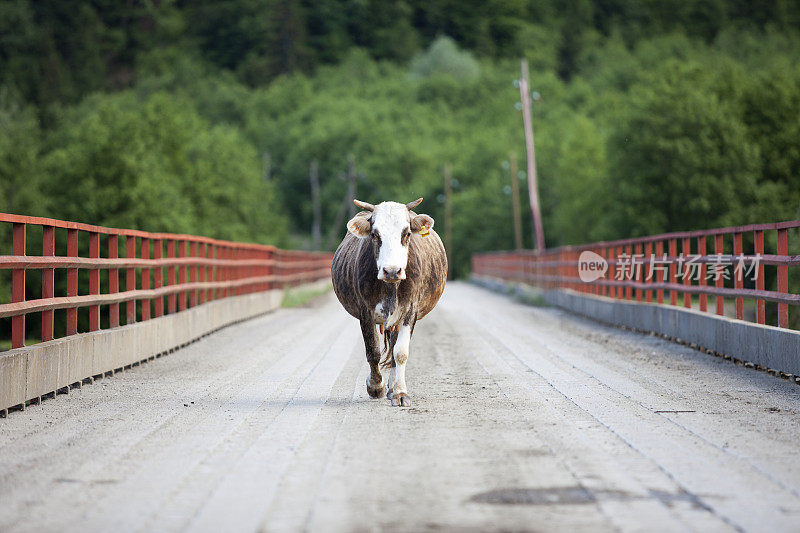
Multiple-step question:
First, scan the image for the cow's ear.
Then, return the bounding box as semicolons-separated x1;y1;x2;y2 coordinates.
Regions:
411;214;434;233
346;215;371;238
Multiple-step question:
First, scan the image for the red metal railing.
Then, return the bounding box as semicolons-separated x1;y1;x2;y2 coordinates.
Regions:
472;221;800;329
1;213;332;348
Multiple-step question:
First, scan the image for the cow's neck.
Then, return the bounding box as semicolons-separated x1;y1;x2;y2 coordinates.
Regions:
379;282;399;325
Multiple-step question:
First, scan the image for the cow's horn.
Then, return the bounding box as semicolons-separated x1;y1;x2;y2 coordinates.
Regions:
353;199;375;212
406;197;423;210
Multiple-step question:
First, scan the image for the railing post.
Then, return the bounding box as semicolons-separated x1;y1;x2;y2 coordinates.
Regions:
245;248;251;294
557;250;562;290
634;243;642;302
644;242;652;303
668;238;677;306
153;239;163;317
141;237;150;321
266;247;273;292
573;250;580;292
167;240;176;313
220;245;227;296
178;240;187;311
229;246;235;295
250;249;256;294
230;246;236;295
66;229;78;335
221;244;227;298
226;245;232;294
198;243;206;304
126;236;136;323
109;235;119;327
189;241;198;307
560;251;564;291
252;250;261;293
256;249;262;294
697;236;707;313
734;232;743;320
242;247;248;293
219;245;226;297
656;240;664;305
11;223;26;348
566;249;571;291
714;234;724;316
616;245;623;299
212;244;220;301
235;246;241;295
89;232;100;331
682;237;691;309
208;244;215;302
625;244;632;300
42;226;55;341
777;228;788;328
754;230;765;324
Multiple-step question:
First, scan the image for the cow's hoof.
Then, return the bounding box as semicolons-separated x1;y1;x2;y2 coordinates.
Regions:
390;392;411;407
366;377;385;399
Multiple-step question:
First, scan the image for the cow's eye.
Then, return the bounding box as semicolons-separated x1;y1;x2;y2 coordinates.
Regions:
401;229;410;246
371;231;381;245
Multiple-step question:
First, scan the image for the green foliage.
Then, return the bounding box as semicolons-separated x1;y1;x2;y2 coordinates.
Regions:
0;0;182;110
606;60;760;236
0;91;45;215
740;64;800;222
409;36;481;81
512;23;561;73
544;112;610;243
41;91;287;244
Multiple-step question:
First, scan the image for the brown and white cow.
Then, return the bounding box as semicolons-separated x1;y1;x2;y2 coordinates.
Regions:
331;198;447;406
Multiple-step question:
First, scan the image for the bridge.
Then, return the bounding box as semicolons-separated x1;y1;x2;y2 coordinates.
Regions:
1;214;800;532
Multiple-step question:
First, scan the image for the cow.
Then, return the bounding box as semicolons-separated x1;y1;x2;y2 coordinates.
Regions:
331;198;447;407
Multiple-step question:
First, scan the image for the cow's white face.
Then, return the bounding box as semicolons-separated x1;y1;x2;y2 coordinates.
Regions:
346;200;434;283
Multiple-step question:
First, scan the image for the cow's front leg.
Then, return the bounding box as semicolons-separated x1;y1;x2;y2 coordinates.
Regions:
360;314;384;398
389;319;414;407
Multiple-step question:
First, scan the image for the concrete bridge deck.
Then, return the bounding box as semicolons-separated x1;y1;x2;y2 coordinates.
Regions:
2;282;800;532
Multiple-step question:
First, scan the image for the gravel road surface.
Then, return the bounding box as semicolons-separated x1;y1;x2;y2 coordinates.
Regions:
2;282;800;532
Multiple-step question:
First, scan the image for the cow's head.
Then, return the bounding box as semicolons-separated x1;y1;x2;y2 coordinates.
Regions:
346;198;434;283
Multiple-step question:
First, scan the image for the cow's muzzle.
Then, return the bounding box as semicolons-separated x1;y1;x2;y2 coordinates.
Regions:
380;266;405;282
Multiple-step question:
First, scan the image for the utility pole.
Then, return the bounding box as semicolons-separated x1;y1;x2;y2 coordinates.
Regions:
509;151;523;250
444;163;453;280
519;59;545;252
309;160;321;250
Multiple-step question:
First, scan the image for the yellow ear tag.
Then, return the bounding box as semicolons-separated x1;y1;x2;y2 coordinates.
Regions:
419;226;430;237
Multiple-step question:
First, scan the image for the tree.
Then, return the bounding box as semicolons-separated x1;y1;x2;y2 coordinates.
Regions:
607;60;759;237
41;91;287;243
409;36;480;81
0;93;44;215
740;64;800;222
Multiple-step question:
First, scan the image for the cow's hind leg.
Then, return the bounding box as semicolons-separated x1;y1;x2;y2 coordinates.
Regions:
360;315;384;398
389;318;414;407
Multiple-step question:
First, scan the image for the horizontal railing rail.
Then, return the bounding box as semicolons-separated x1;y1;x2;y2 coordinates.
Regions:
473;220;800;329
1;213;332;349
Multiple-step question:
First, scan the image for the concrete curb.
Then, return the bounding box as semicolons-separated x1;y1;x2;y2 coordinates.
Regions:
0;280;331;415
472;275;800;379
